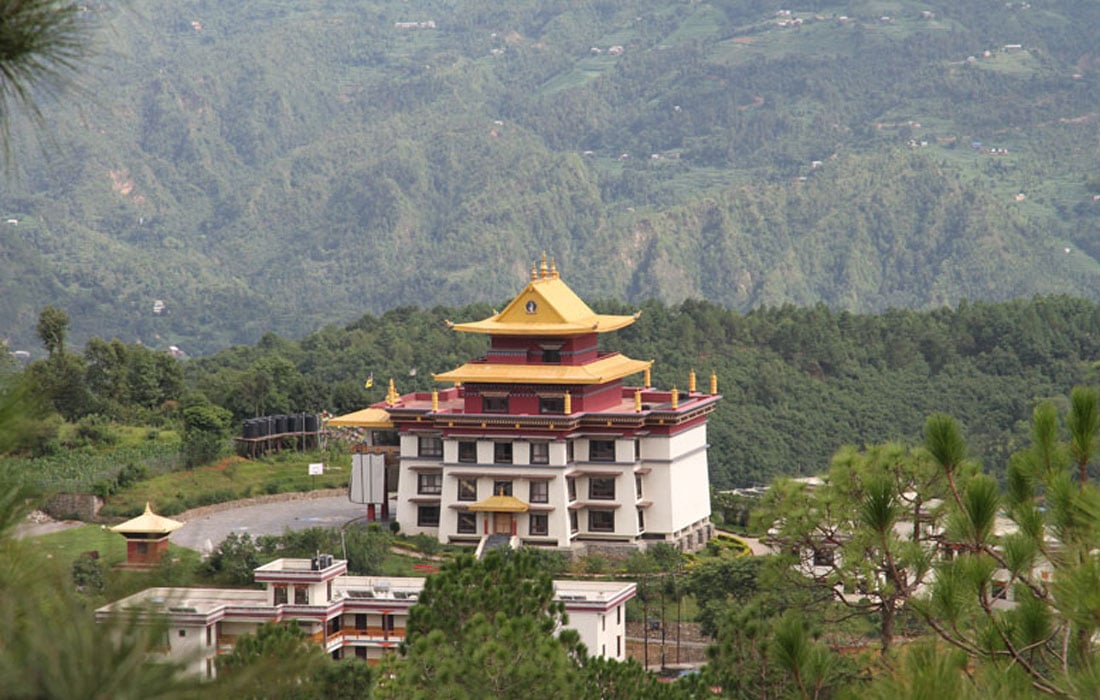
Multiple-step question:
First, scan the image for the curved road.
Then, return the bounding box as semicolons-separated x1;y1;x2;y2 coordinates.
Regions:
171;496;376;554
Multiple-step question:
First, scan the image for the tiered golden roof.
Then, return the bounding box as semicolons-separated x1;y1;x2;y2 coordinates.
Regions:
449;255;639;337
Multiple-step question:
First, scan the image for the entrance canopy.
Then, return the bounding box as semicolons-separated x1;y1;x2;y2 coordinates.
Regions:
467;494;529;513
327;407;393;428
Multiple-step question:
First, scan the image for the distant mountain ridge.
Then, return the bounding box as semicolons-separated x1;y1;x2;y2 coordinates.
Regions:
2;0;1099;355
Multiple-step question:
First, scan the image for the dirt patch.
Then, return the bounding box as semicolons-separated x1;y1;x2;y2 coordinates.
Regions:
173;488;348;522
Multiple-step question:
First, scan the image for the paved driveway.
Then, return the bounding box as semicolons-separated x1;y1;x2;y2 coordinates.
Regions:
171;496;376;554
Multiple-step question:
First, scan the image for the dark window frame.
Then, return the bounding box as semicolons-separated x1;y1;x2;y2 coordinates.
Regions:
417;472;442;495
417;505;440;527
529;513;549;536
457;441;477;463
418;436;442;458
457;511;477;534
529;481;549;503
530;442;550;464
483;396;509;413
493;480;513;497
494;442;513;464
589;477;616;500
589;440;616;462
589;510;615;533
457;477;478;501
539;397;565;414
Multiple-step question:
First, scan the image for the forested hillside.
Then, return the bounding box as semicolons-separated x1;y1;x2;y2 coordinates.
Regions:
169;295;1100;488
2;0;1100;354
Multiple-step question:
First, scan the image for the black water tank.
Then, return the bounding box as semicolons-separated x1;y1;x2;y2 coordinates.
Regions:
289;413;303;432
255;418;269;438
305;414;319;432
275;414;288;434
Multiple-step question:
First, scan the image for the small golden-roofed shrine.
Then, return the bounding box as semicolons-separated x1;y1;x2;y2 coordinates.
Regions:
448;253;639;337
110;503;183;567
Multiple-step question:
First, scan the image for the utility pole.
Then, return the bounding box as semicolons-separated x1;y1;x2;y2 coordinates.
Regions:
642;575;649;670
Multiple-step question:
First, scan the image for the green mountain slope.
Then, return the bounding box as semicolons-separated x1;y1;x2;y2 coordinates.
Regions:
3;0;1100;354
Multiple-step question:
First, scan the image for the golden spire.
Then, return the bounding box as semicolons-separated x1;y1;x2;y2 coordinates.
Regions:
550;258;559;279
710;371;718;395
385;379;399;406
431;389;439;412
644;366;652;388
530;262;538;281
671;386;679;409
564;390;572;414
689;369;697;393
540;251;549;279
634;389;642;413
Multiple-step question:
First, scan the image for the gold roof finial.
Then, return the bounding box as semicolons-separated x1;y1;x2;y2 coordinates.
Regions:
550;258;559;279
671;386;679;409
385;379;399;406
689;369;697;393
634;389;642;413
540;251;549;279
530;262;538;281
644;366;652;389
710;371;718;395
564;390;572;414
431;389;439;412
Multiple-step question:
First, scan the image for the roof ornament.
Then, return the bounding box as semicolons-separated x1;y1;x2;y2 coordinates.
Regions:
689;369;697;393
710;371;718;395
385;379;399;406
531;262;538;281
539;251;549;279
671;387;679;409
550;258;559;279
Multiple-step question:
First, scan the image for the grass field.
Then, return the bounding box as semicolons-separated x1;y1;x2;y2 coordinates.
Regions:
100;450;351;518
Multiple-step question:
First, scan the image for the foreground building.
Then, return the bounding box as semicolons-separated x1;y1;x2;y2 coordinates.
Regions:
332;257;722;553
95;556;635;677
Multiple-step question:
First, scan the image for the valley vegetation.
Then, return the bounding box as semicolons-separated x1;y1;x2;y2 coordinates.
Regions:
2;0;1100;353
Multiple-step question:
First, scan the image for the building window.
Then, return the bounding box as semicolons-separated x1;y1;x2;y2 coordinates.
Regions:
541;347;561;364
355;647;367;660
567;441;574;463
634;439;640;461
493;480;513;497
530;442;550;464
417;505;440;527
589;477;616;500
294;586;308;605
136;541;148;556
635;475;643;498
417;472;442;495
570;511;579;533
637;508;645;530
457;512;477;534
494;442;513;464
382;614;395;632
539;397;564;414
589;440;615;462
483;396;508;413
458;441;477;463
589;510;615;532
457;477;478;501
529;481;549;503
274;585;287;605
178;629;186;638
418;436;442;458
567;478;577;501
529;513;548;536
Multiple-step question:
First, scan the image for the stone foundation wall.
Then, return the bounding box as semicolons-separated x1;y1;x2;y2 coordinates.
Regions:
45;493;102;521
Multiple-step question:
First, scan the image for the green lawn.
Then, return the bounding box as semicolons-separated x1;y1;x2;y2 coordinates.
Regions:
101;450;351;518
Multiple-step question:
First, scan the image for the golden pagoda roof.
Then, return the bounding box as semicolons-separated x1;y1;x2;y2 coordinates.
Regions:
450;273;638;337
467;494;530;513
433;354;651;386
110;503;184;535
327;407;394;428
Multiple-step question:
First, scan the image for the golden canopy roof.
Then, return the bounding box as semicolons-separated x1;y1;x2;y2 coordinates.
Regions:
110;503;184;535
466;494;530;513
